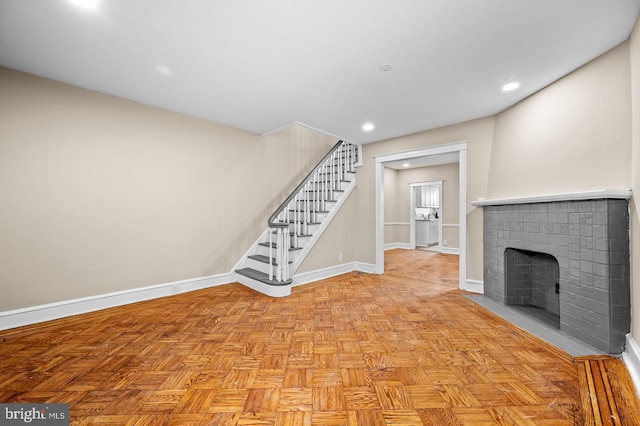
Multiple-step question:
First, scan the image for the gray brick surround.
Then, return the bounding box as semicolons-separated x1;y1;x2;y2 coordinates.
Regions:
482;199;630;354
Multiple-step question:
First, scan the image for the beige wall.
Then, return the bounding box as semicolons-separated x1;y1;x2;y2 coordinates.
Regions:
630;17;640;345
0;67;336;311
488;42;632;199
383;168;401;245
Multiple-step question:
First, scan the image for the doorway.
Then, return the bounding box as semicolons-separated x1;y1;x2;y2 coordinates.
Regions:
374;141;467;290
410;181;443;251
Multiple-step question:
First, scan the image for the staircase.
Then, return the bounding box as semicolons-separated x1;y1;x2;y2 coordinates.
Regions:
234;140;359;297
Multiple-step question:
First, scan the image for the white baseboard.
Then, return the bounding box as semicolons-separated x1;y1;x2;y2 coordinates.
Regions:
440;247;460;255
0;261;381;331
464;279;484;294
622;333;640;398
382;243;459;255
292;261;377;287
0;273;232;331
384;243;412;251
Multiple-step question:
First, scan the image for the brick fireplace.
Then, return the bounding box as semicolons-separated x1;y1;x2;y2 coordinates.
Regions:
473;190;631;354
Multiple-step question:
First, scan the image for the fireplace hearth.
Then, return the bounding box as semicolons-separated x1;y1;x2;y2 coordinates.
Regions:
473;191;631;354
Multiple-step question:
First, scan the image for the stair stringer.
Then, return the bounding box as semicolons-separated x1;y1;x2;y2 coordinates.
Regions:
288;178;356;277
232;176;356;297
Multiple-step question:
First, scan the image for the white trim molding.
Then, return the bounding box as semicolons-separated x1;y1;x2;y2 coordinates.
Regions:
261;120;344;140
384;243;413;251
440;247;460;255
471;189;632;206
0;273;233;331
622;333;640;398
292;262;376;287
260;121;363;168
464;279;484;294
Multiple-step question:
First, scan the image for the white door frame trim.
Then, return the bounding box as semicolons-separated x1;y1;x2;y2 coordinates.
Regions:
409;180;443;250
374;141;468;289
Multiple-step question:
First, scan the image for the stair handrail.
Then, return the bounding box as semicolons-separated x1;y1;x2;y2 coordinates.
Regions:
267;140;345;228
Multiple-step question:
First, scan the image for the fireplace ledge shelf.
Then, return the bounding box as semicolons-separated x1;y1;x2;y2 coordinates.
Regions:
471;189;632;207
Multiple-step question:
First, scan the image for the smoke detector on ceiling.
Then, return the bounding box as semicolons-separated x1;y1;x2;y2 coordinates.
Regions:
378;63;393;72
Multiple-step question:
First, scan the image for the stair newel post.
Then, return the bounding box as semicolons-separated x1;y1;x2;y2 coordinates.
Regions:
284;224;290;281
275;227;282;282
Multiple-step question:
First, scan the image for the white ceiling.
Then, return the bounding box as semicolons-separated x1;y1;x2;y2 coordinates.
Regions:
1;1;639;144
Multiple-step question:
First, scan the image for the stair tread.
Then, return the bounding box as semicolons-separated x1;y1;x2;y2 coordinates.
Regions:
236;268;292;286
258;242;303;251
248;254;292;265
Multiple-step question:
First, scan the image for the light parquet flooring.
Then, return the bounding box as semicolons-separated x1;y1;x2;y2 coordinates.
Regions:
0;250;594;424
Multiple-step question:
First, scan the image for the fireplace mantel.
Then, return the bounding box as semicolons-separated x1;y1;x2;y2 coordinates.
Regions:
471;189;631;207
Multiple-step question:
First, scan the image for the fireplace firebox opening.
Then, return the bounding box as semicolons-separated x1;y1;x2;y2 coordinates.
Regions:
504;248;560;328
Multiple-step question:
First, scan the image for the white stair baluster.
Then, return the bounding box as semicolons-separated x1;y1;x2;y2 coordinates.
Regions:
305;182;310;235
269;229;273;281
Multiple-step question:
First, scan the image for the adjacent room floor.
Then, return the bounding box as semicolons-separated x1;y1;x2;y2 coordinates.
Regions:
0;249;593;424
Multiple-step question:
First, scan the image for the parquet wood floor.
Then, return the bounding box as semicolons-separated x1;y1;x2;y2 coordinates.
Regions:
576;356;640;425
0;249;620;425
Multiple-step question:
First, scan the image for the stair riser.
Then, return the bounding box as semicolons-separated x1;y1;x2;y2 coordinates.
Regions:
256;238;313;258
255;244;304;259
287;213;328;224
252;248;303;269
289;224;320;236
246;258;276;275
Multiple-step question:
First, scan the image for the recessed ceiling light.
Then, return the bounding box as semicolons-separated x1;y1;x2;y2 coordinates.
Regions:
362;122;375;132
156;65;173;77
403;163;410;168
502;82;520;92
68;0;100;9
